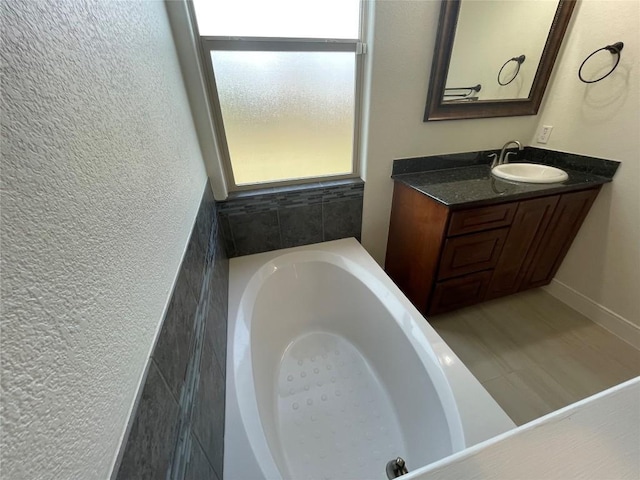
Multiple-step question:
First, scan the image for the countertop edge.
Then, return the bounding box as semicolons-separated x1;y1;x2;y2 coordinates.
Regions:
391;167;611;209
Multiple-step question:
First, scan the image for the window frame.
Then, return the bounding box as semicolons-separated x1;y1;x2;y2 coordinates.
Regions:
187;1;367;191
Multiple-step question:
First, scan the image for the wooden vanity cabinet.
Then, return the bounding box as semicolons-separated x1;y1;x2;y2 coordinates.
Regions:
385;182;600;315
485;196;559;300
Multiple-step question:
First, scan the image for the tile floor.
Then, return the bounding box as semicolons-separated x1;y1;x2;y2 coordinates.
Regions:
430;288;640;426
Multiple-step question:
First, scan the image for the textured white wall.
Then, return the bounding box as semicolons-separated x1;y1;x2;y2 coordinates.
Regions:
1;1;207;479
360;0;539;264
530;0;640;325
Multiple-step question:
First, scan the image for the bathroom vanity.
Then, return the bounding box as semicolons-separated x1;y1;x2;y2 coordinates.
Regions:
385;160;615;315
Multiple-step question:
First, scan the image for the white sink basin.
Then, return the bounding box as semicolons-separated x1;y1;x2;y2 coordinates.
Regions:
492;163;568;183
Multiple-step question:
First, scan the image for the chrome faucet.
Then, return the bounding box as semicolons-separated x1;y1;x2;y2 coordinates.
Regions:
492;140;523;168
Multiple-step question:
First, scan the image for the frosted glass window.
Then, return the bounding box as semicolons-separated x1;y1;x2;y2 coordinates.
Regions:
211;51;356;185
193;0;360;39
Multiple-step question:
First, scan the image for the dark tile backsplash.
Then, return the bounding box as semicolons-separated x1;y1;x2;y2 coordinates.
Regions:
206;239;229;374
184;434;218;480
322;197;363;242
115;183;227;480
219;179;365;257
222;178;363;214
228;210;281;256
279;204;323;248
191;328;226;479
152;272;198;400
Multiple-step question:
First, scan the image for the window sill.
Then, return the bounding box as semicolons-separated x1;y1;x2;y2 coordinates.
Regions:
225;177;364;201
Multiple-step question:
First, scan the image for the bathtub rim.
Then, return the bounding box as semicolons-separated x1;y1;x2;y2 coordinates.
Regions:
224;239;516;480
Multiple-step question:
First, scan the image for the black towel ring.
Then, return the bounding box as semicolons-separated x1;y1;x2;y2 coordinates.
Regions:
498;54;526;86
578;42;624;83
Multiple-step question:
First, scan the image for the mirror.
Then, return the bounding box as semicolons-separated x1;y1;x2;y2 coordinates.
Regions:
424;0;576;121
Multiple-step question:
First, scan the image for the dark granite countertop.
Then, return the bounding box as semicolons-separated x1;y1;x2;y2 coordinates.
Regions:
392;164;613;209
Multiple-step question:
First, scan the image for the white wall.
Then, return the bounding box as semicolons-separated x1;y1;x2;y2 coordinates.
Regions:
165;0;229;200
408;377;640;480
531;0;640;326
360;0;539;265
1;1;207;479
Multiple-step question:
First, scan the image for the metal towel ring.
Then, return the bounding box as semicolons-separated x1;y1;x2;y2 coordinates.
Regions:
578;42;624;83
498;54;526;86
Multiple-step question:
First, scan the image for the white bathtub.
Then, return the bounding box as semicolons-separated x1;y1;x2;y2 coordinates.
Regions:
224;239;515;480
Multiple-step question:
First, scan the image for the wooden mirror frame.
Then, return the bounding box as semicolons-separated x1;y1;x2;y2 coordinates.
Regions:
424;0;577;121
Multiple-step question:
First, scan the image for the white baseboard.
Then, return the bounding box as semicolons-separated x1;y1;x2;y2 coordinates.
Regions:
543;279;640;350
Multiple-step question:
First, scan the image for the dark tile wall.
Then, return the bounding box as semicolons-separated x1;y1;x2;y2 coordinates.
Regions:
114;183;228;480
115;362;180;479
218;179;364;257
184;433;216;480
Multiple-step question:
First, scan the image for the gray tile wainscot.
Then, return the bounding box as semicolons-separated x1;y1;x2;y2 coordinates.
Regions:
115;182;228;480
218;179;364;257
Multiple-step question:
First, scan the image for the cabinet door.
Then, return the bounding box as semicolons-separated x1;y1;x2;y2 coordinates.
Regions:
486;195;559;299
519;188;600;290
437;228;508;280
429;271;493;315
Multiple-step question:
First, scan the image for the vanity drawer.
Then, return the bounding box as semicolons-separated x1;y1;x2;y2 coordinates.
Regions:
437;228;508;280
448;203;517;236
429;271;493;315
